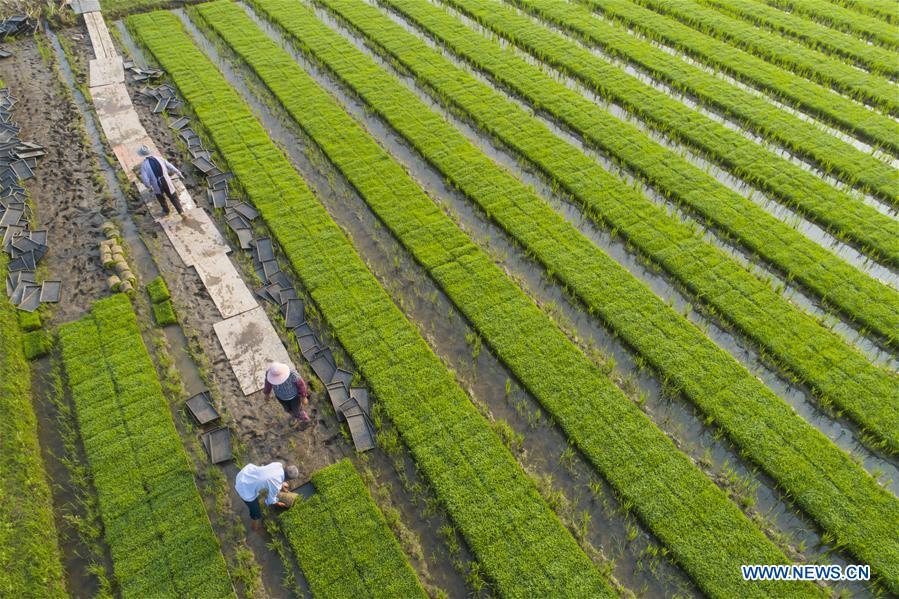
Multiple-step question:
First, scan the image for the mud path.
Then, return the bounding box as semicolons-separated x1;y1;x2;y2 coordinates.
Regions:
0;34;108;325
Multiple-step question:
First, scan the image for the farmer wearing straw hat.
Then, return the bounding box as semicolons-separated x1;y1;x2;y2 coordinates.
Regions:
235;462;300;530
263;362;310;428
137;144;184;216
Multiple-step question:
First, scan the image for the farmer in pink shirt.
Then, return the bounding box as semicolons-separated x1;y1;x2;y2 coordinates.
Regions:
263;362;310;428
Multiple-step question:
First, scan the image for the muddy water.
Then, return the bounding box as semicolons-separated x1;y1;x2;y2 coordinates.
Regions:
176;9;702;595
31;354;114;598
287;0;899;495
193;3;886;595
360;0;899;365
499;1;899;215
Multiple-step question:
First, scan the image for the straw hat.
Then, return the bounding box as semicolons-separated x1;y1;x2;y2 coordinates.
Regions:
285;464;299;480
138;144;150;156
266;362;290;385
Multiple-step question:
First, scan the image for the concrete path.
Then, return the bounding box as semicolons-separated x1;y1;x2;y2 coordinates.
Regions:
77;3;292;394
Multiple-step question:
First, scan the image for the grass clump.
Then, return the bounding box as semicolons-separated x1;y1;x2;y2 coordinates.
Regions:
152;299;178;327
22;330;51;361
147;275;171;304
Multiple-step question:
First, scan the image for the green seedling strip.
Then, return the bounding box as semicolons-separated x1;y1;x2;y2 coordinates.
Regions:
195;4;811;595
147;275;172;303
434;0;899;296
580;0;899;155
227;0;899;591
354;0;899;443
697;0;898;74
607;0;898;112
280;459;427;598
835;0;896;23
58;295;233;598
761;0;899;48
100;0;205;18
509;0;899;207
0;254;65;598
127;12;610;597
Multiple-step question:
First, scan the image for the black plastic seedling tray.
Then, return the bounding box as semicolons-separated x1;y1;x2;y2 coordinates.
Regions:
202;426;232;464
185;391;220;426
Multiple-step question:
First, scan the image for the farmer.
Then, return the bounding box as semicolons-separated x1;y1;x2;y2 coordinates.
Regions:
137;145;185;216
235;462;299;530
263;362;311;427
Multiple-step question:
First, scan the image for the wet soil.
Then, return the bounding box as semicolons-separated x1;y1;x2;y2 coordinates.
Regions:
0;35;108;325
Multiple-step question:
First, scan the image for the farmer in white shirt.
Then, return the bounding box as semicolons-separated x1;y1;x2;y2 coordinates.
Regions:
235;462;299;530
137;145;184;216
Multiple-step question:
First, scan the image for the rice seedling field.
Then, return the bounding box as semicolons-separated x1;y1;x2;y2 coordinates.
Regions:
5;0;898;596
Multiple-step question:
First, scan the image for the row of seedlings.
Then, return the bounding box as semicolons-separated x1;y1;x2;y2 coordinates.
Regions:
580;0;899;153
339;0;899;445
248;0;899;591
507;0;898;204
126;11;616;596
192;4;816;597
59;294;234;598
1;87;60;312
281;459;427;598
695;0;897;74
760;0;898;48
0;73;64;596
0;256;65;597
440;0;899;266
404;0;899;310
610;0;899;110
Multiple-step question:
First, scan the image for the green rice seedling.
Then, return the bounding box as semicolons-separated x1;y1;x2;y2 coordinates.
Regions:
59;294;233;598
761;0;898;49
508;0;898;205
127;12;612;596
152;299;178;327
22;329;51;360
146;274;171;304
0;254;65;597
325;0;899;443
600;0;898;110
697;0;897;75
234;0;898;592
17;309;41;331
280;460;427;598
580;0;899;153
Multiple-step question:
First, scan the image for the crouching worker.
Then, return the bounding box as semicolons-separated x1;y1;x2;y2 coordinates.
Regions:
263;362;311;428
235;462;299;530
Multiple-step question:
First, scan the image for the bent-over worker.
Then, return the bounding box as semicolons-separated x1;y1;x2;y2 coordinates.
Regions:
263;362;311;427
235;462;299;530
138;145;184;216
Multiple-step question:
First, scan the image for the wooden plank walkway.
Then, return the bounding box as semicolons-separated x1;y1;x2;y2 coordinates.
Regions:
78;3;292;394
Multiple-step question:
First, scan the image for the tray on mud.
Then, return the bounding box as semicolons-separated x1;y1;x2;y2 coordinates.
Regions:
39;280;61;303
310;348;336;383
327;381;351;421
350;387;370;417
254;237;274;263
185;391;220;426
343;404;375;453
201;426;232;464
291;481;317;499
330;368;353;391
282;298;305;328
169;116;190;131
